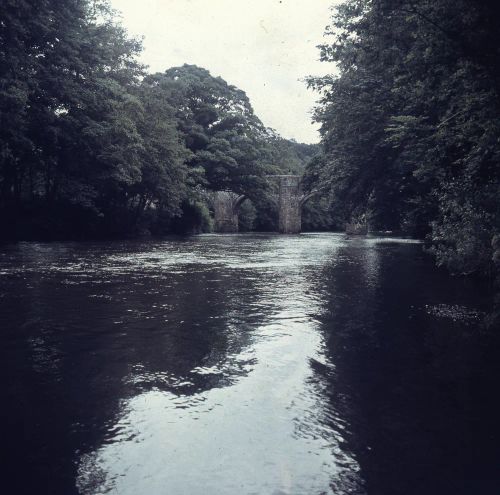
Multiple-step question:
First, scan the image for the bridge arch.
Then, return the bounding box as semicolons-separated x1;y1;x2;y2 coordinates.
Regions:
212;191;247;233
212;175;324;234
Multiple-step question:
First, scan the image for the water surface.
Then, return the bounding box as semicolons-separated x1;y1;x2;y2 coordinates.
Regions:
1;234;498;494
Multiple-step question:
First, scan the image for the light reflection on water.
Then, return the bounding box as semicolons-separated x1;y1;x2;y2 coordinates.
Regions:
0;234;496;495
74;234;361;495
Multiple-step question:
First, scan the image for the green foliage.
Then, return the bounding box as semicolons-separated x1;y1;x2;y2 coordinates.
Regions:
168;199;213;234
141;65;273;199
253;195;279;232
0;3;202;238
309;0;500;276
1;0;282;239
238;199;257;232
302;197;341;232
265;133;320;175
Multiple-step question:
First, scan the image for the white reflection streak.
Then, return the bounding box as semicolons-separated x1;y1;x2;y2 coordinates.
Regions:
76;235;362;495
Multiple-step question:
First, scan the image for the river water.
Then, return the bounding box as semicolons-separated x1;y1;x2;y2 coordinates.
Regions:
1;233;498;494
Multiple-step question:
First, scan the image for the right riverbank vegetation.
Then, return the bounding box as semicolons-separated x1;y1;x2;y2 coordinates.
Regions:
1;1;499;316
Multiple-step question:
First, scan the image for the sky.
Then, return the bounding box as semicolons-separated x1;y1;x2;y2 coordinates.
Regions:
109;0;339;143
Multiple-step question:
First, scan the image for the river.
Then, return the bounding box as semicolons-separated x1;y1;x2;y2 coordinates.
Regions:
1;233;498;494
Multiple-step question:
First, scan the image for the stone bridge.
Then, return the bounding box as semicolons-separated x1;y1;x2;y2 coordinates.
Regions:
211;175;320;234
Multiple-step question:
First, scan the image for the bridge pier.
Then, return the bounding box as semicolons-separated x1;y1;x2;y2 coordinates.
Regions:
277;175;302;234
213;191;246;233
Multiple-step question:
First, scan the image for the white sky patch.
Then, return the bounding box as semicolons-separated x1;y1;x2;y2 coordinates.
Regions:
109;0;340;143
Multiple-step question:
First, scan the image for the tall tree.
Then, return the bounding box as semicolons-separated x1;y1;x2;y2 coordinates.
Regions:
141;65;273;200
0;0;189;238
309;0;500;276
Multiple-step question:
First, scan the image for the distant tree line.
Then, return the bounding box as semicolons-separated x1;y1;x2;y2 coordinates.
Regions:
0;0;319;240
307;0;500;280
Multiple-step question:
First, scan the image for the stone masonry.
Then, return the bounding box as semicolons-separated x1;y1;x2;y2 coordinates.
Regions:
277;175;302;234
213;191;245;233
212;175;318;234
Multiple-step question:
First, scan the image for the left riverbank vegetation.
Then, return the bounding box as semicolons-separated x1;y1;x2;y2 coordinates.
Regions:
0;0;320;241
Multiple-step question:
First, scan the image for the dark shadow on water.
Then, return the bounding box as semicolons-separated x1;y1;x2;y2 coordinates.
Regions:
312;239;500;495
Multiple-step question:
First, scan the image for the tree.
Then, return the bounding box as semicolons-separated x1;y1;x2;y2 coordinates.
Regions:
141;65;273;200
0;0;190;238
309;0;500;276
